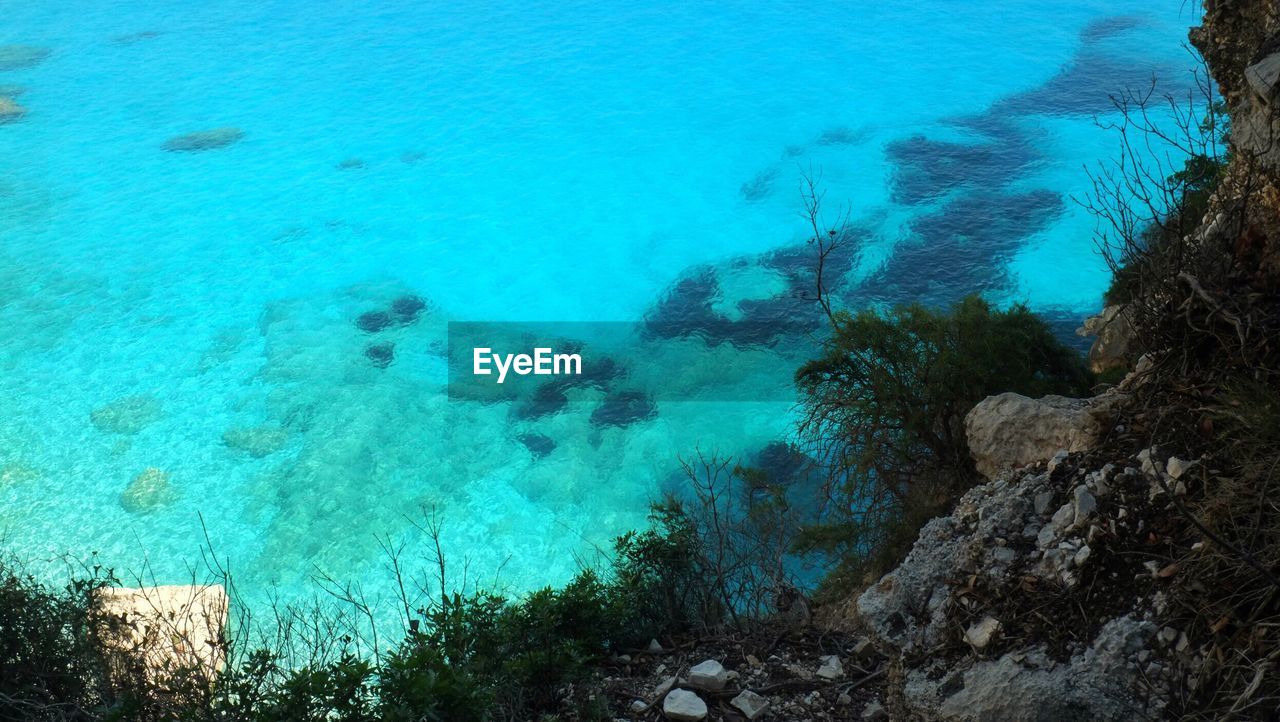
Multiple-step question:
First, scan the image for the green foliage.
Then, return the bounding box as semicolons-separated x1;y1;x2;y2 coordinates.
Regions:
795;295;1093;592
0;505;715;722
0;561;149;721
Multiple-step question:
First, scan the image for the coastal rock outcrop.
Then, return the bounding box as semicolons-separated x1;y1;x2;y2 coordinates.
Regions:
856;449;1170;719
1078;304;1136;373
964;392;1112;480
96;584;228;683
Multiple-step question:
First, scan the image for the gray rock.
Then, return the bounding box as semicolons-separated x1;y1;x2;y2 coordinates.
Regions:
815;654;843;679
966;393;1112;480
923;616;1155;720
1034;491;1055;515
653;674;677;699
1074;486;1097;525
729;689;769;720
1246;52;1280;104
662;689;707;721
686;659;727;691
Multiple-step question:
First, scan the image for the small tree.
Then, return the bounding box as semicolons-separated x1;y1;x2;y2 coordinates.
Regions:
794;295;1093;588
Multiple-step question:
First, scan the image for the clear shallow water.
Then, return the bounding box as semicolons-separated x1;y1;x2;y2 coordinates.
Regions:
1;2;1196;612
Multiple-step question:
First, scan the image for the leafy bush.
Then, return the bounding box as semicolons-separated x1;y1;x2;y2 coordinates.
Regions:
794;295;1093;592
0;504;723;722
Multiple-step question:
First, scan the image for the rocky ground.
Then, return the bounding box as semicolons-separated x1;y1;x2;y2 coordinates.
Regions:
559;630;890;721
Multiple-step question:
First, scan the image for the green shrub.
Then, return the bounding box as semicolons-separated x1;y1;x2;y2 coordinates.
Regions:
794;295;1093;593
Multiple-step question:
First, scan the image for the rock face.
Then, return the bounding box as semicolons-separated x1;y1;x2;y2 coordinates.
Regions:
855;443;1176;720
162;127;244;152
0;97;25;123
965;392;1110;480
1078;304;1136;373
96;584;228;683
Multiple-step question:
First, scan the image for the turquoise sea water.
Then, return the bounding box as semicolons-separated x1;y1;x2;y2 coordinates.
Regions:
1;2;1197;613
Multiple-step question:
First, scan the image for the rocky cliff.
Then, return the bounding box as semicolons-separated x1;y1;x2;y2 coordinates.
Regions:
851;2;1280;718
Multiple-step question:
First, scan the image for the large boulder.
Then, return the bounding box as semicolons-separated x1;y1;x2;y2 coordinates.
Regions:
965;393;1110;480
96;584;228;684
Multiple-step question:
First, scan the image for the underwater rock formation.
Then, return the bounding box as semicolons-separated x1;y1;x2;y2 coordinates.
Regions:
390;294;427;325
365;342;395;368
355;310;393;333
162;127;244;152
120;467;177;512
0;45;50;71
517;432;556;459
336;157;366;170
222;425;288;458
90;395;163;435
0;97;25;123
590;390;657;428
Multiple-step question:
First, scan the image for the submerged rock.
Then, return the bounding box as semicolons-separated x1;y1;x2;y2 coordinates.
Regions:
121;467;177;512
365;342;395;368
0;462;39;486
336;157;365;170
512;382;569;420
0;45;51;71
91;395;163;435
0;97;25;123
162;127;244;152
222;425;288;457
111;30;162;45
517;432;556;459
355;310;393;333
590;390;657;428
390;294;427;325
